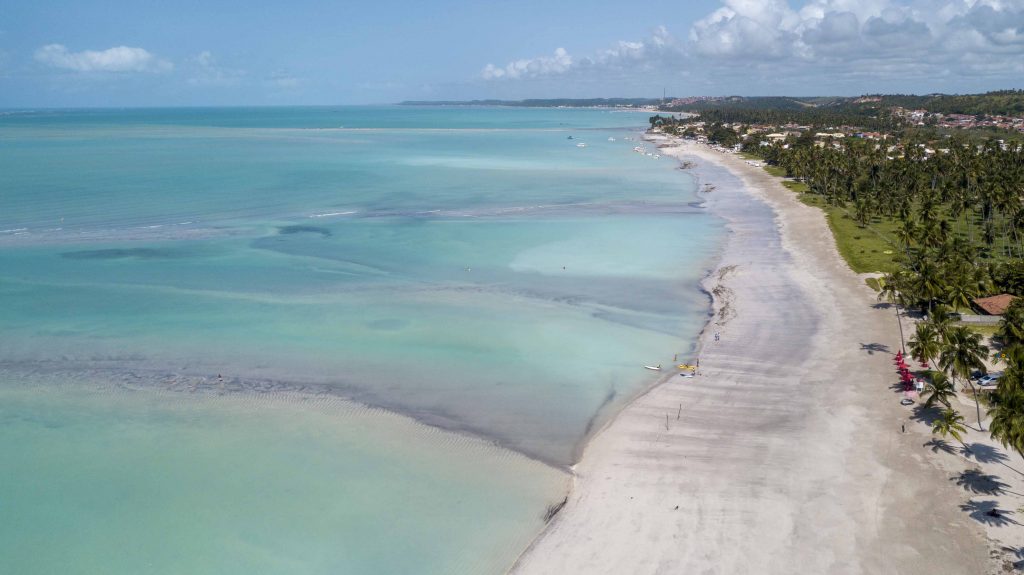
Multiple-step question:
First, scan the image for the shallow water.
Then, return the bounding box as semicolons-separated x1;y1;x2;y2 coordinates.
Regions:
0;106;722;573
0;381;567;575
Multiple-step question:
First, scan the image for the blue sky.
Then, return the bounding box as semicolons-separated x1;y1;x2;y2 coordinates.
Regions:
1;0;1022;107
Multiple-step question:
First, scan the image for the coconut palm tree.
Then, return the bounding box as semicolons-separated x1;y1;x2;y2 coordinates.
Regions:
940;326;990;430
945;271;980;313
932;408;970;453
997;298;1024;354
988;367;1024;471
926;305;955;342
923;371;957;409
877;272;911;354
908;322;942;369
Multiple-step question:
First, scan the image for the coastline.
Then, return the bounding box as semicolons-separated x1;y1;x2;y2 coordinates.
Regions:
510;135;991;573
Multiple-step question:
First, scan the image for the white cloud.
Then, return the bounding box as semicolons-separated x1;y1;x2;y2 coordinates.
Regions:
35;44;171;73
481;27;683;81
186;51;245;86
266;70;302;89
482;47;573;79
479;1;1023;92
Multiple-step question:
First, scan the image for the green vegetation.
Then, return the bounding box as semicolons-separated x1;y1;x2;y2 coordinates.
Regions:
656;91;1024;135
988;304;1024;467
871;91;1024;117
798;194;900;273
748;134;1024;310
933;408;970;451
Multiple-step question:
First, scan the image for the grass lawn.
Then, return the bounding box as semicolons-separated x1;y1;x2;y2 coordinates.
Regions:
751;156;1020;275
959;323;1001;338
778;180;900;274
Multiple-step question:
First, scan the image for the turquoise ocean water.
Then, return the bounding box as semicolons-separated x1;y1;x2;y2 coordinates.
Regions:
0;106;723;574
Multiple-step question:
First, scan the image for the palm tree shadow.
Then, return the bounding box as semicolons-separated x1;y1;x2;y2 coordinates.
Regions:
860;342;891;355
924;438;957;455
912;404;942;425
872;302;893;310
952;468;1010;495
959;499;1021;526
964;443;1024;477
999;546;1024;570
889;380;908;395
965;443;1010;465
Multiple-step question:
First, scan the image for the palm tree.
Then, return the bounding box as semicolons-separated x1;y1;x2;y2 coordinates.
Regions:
908;322;941;369
945;271;980;313
932;408;970;452
923;371;957;409
925;305;956;347
940;326;990;430
877;273;910;354
997;298;1024;354
988;367;1024;471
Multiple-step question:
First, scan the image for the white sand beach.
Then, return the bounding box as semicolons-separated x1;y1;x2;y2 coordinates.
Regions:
511;136;997;574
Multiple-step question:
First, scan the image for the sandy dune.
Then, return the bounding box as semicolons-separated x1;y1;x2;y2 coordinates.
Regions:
511;137;991;574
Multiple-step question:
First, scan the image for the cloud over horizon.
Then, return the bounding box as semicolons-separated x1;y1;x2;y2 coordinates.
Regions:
480;0;1024;93
35;44;172;73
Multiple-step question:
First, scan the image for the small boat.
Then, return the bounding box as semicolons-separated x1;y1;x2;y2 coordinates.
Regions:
567;136;574;139
643;365;662;371
576;142;587;148
608;137;616;142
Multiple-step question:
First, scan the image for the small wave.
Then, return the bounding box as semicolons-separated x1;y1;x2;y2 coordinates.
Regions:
309;211;356;218
0;228;28;234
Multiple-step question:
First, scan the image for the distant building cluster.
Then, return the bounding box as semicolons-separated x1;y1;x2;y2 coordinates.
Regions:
893;107;1024;133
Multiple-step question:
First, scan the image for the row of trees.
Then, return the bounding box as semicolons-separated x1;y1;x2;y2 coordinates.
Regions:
763;134;1024;310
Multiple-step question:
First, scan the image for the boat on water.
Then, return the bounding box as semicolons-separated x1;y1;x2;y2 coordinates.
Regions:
643;365;662;371
608;137;616;142
576;142;587;148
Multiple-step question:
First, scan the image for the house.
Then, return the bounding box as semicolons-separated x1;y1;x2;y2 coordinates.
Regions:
973;294;1018;316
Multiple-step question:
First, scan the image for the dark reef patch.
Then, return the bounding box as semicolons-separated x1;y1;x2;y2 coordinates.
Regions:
61;248;189;260
278;225;332;237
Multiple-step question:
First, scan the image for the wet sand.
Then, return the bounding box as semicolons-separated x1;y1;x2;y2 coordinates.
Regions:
511;136;990;574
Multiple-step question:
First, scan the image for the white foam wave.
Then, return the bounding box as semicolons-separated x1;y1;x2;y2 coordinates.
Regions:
309;211;356;218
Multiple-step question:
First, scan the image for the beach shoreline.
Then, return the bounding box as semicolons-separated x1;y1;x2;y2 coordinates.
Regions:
510;135;991;574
